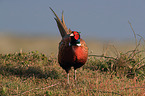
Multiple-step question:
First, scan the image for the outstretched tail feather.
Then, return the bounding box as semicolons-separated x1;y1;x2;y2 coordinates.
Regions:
50;7;70;37
61;11;68;32
61;11;65;25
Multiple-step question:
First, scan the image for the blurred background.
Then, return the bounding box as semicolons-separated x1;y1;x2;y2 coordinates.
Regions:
0;0;145;56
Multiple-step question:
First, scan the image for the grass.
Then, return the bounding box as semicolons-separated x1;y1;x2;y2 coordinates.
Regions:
0;50;144;96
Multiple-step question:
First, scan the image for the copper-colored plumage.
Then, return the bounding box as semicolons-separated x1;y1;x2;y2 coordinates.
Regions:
50;7;88;84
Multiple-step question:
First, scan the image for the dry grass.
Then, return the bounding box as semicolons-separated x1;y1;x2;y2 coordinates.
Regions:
0;52;144;95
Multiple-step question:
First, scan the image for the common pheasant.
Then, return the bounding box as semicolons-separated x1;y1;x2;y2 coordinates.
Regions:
50;8;88;84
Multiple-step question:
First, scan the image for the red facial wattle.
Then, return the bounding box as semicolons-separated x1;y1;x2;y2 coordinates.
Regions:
73;31;80;40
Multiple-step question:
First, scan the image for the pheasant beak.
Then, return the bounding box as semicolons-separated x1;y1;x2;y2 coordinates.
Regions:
70;33;74;36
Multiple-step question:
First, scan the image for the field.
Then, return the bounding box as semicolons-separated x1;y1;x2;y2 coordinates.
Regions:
0;34;145;95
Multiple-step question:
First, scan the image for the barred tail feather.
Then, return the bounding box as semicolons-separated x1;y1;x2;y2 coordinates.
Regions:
50;7;70;37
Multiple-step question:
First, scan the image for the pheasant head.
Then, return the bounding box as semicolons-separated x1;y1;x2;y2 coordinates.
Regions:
69;31;81;46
